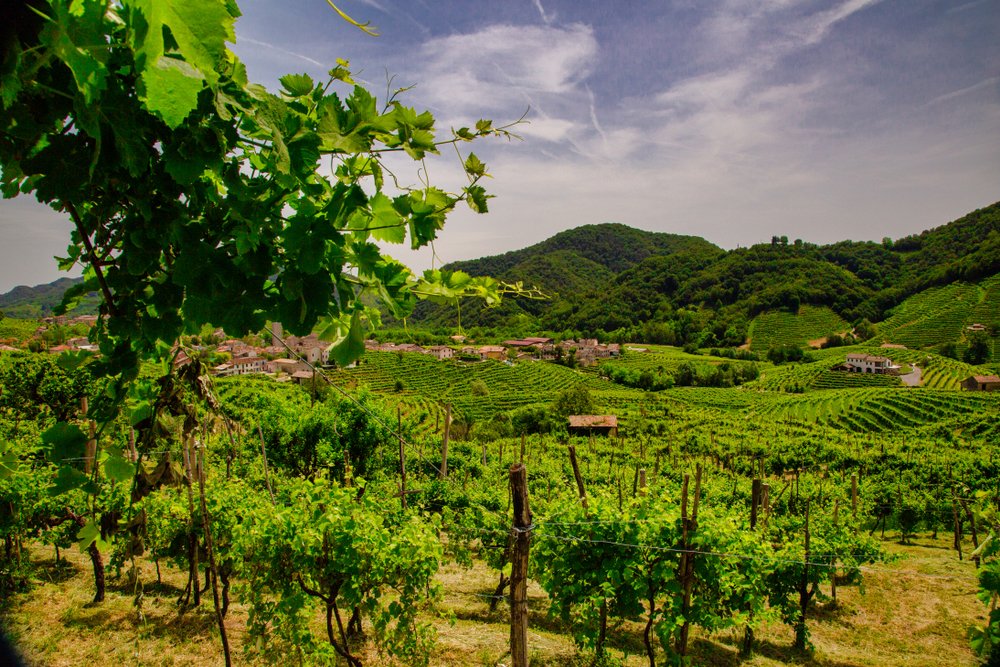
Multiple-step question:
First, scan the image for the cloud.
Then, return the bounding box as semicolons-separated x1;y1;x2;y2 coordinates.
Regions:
415;23;597;118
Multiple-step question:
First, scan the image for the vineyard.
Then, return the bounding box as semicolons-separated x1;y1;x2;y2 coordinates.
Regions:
875;276;999;350
748;306;850;351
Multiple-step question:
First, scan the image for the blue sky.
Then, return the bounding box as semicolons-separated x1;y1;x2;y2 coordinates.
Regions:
1;0;998;292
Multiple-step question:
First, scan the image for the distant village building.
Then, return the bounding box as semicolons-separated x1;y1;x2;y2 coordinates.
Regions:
478;345;507;361
425;345;454;360
270;358;307;374
567;415;618;437
962;375;1000;391
966;323;987;332
839;353;900;375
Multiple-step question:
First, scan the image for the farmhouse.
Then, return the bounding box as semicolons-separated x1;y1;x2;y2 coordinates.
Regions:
478;345;507;361
425;345;454;360
841;353;900;374
567;415;619;437
962;375;1000;391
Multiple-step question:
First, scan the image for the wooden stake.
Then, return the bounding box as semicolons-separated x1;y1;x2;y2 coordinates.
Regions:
568;446;588;513
509;463;532;667
520;434;526;464
256;425;275;505
440;403;451;479
750;478;761;529
639;468;647;496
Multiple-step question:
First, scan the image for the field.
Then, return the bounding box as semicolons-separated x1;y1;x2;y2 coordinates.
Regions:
3;347;999;667
3;533;984;667
876;275;1000;350
748;306;850;351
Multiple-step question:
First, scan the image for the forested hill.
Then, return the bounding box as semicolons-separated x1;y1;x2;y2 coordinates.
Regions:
0;277;97;318
412;201;1000;349
447;223;722;276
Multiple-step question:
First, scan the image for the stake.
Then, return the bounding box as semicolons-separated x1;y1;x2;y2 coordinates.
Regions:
256;425;275;505
568;445;588;513
509;464;532;667
440;403;451;479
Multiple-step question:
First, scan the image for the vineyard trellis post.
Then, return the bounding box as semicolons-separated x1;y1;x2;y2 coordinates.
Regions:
568;445;589;513
509;463;532;667
257;425;276;505
440;403;451;479
181;434;201;607
677;463;702;658
795;499;811;651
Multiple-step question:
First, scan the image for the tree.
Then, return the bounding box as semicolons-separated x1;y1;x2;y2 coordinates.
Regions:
551;385;594;418
964;331;991;364
0;0;525;385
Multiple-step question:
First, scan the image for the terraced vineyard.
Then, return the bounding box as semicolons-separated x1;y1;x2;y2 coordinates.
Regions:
754;387;999;432
334;351;600;424
876;276;998;349
748;305;849;351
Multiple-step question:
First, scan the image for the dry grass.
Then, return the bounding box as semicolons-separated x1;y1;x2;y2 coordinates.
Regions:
1;534;985;666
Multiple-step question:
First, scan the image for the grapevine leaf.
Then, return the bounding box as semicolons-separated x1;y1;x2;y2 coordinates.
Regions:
105;455;137;483
129;0;235;86
280;73;315;97
42;422;88;465
138;56;205;128
40;0;110;104
369;193;405;243
76;519;101;553
321;310;365;367
50;466;91;495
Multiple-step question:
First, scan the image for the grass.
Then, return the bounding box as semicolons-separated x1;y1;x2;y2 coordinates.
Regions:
3;534;983;666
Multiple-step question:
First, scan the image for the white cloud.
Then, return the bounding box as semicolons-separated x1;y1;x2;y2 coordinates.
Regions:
416;23;598;116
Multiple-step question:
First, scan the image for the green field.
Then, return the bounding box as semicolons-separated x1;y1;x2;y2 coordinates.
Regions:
748;305;850;350
876;275;999;350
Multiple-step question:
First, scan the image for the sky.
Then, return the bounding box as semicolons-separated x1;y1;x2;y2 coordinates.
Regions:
1;0;998;293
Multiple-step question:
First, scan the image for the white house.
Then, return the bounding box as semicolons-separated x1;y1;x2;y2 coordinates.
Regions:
843;353;900;374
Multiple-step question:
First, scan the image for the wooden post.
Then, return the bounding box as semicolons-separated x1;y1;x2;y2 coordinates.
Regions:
398;424;408;511
440;403;451;479
832;500;839;602
851;474;858;520
257;425;275;505
795;500;811;651
520;434;526;464
677;464;702;658
750;478;761;529
568;446;588;513
952;486;963;561
509;463;532;667
763;483;771;529
482;446;487;466
638;468;647;496
194;443;232;666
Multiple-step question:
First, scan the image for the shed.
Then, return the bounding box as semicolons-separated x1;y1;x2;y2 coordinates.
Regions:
961;375;1000;391
567;415;618;437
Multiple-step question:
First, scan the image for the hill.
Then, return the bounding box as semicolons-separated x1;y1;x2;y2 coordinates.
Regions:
0;277;98;318
410;202;1000;357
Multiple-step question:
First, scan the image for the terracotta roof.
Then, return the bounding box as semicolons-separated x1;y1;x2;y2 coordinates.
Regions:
291;370;315;379
568;415;618;428
972;375;1000;383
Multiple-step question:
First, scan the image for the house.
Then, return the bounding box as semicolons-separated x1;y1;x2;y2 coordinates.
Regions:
523;337;552;345
567;415;618;437
967;323;987;332
270;358;307;374
962;375;1000;391
478;345;507;361
842;353;900;374
425;345;454;360
291;370;316;384
228;356;268;376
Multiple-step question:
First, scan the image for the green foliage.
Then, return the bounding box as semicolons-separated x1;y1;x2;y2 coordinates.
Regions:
237;477;442;666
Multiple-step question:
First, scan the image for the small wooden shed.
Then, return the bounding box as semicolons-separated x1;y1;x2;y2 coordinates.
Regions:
567;415;618;437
